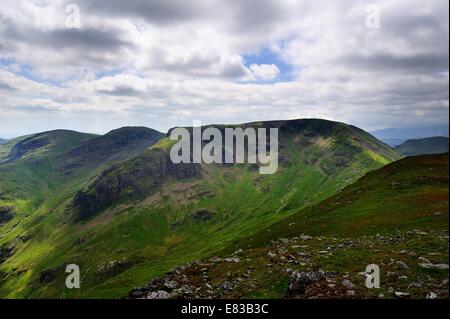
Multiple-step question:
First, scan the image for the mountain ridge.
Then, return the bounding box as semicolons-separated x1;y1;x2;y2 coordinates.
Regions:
395;136;449;157
1;118;438;299
371;125;449;146
70;119;399;222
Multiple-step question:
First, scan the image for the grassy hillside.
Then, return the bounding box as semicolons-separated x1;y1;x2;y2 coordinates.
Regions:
0;130;96;204
0;127;164;279
240;153;449;245
395;137;449;157
0;119;400;298
129;154;449;299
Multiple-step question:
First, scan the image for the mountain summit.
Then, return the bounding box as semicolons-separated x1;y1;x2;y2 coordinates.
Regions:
0;119;446;300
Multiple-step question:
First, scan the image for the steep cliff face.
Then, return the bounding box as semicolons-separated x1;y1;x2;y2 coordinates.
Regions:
72;149;201;221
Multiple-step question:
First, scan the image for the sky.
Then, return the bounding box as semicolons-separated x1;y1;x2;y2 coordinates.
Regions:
0;0;448;138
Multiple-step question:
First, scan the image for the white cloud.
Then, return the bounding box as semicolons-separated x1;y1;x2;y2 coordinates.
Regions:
249;64;280;81
0;0;448;138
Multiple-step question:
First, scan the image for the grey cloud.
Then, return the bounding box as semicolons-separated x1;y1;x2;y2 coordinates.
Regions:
0;41;13;53
0;82;16;91
9;104;60;113
221;62;249;79
227;0;288;32
382;80;449;98
49;28;130;51
164;55;221;73
74;0;214;25
146;49;247;79
2;22;130;52
98;86;144;97
337;52;449;74
0;16;133;72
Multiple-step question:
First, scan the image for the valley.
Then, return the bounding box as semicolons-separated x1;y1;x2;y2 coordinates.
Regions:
0;119;447;299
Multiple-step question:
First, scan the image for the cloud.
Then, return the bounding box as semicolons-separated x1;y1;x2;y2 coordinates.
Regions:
249;64;280;81
0;81;16;91
0;0;448;138
73;0;214;25
337;52;449;74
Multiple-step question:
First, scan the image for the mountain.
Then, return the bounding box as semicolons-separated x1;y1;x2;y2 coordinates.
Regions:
371;125;449;146
0;138;7;145
394;137;449;157
1;130;95;164
70;119;399;221
2;119;446;299
0;127;164;207
0;118;403;298
0;130;98;202
128;153;448;299
60;127;165;173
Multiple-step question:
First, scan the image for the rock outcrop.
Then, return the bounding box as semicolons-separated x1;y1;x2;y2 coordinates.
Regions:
0;206;15;226
71;149;201;221
0;243;15;264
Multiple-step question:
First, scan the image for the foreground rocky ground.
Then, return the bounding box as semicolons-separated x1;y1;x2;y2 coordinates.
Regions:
128;229;449;299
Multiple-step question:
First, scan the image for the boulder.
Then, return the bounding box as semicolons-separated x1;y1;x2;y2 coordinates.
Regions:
394;292;410;299
342;279;356;290
396;261;409;270
0;243;15;264
192;209;215;221
39;265;66;284
0;206;15;226
299;234;312;241
147;290;170;299
426;292;438;299
418;263;449;270
287;271;322;296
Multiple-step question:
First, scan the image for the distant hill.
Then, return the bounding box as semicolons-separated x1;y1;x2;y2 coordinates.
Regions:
0;138;8;145
60;126;165;173
0;127;164;203
2;130;95;163
395;136;449;157
371;125;449;146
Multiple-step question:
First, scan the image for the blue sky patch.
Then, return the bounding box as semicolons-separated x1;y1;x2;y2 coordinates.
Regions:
1;58;64;87
243;47;293;83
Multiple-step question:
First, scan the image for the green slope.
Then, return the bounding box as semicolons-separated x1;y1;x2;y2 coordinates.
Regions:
239;153;449;246
0;119;399;298
127;154;448;299
395;137;449;157
0;130;97;204
0;127;165;297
